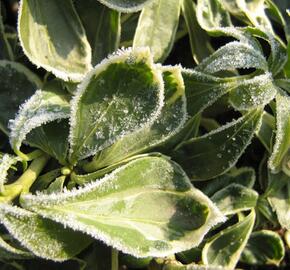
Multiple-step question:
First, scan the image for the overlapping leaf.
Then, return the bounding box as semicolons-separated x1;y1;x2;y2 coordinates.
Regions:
133;0;181;62
174;109;263;180
84;66;187;171
9;80;70;158
241;230;285;266
0;204;91;261
22;157;225;257
75;0;120;65
0;60;41;134
97;0;152;12
202;211;256;269
18;0;92;81
69;48;164;164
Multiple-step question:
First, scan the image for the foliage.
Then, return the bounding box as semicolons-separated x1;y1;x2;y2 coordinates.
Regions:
0;0;289;269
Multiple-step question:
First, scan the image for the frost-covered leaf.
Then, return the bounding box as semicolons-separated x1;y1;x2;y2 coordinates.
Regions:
0;234;31;260
267;172;290;230
236;0;273;32
0;60;41;134
163;262;228;269
97;0;152;12
0;154;21;192
181;69;233;117
84;66;186;171
174;109;263;180
196;0;232;32
0;204;91;261
229;72;277;110
18;0;92;82
203;167;255;197
75;0;120;66
26;120;69;165
69;48;164;164
195;41;267;74
241;230;285;266
181;0;213;64
9;80;70;158
21;156;225;258
269;92;290;173
133;0;181;62
211;184;258;215
202;210;256;269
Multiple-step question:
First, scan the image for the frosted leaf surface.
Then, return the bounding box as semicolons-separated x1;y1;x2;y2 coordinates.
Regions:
174;109;263;180
97;0;153;12
22;156;225;258
0;60;41;134
0;154;21;192
202;167;256;196
0;233;31;260
229;72;277;110
0;204;91;261
9;80;70;156
195;41;267;74
196;0;232;32
69;47;164;164
268;92;290;172
202;210;255;269
18;0;92;82
133;0;181;62
181;69;234;116
211;183;258;216
87;66;187;171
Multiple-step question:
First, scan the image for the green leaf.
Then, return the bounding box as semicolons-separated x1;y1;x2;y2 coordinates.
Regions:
0;60;41;134
174;109;263;180
21;156;225;258
0;234;31;260
241;230;285;266
195;41;268;74
181;0;213;64
0;204;91;261
18;0;92;82
9;80;70;157
196;0;232;32
211;184;259;215
202;210;256;269
236;0;274;32
133;0;181;62
256;111;275;152
0;154;21;192
75;0;120;65
267;172;290;230
68;48;164;164
163;262;228;270
26;120;69;165
202;167;256;196
269;92;290;173
97;0;153;12
181;69;233;117
229;72;277;110
84;65;186;171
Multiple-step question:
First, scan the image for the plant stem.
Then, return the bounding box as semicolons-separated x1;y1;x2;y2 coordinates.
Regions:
111;248;119;270
0;154;50;202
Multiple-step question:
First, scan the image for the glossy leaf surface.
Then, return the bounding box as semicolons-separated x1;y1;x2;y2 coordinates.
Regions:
18;0;92;81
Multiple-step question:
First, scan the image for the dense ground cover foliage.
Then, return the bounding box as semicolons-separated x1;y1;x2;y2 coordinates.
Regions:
0;0;289;269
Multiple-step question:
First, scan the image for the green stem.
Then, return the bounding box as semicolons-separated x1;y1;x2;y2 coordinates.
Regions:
0;154;50;202
111;248;118;270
